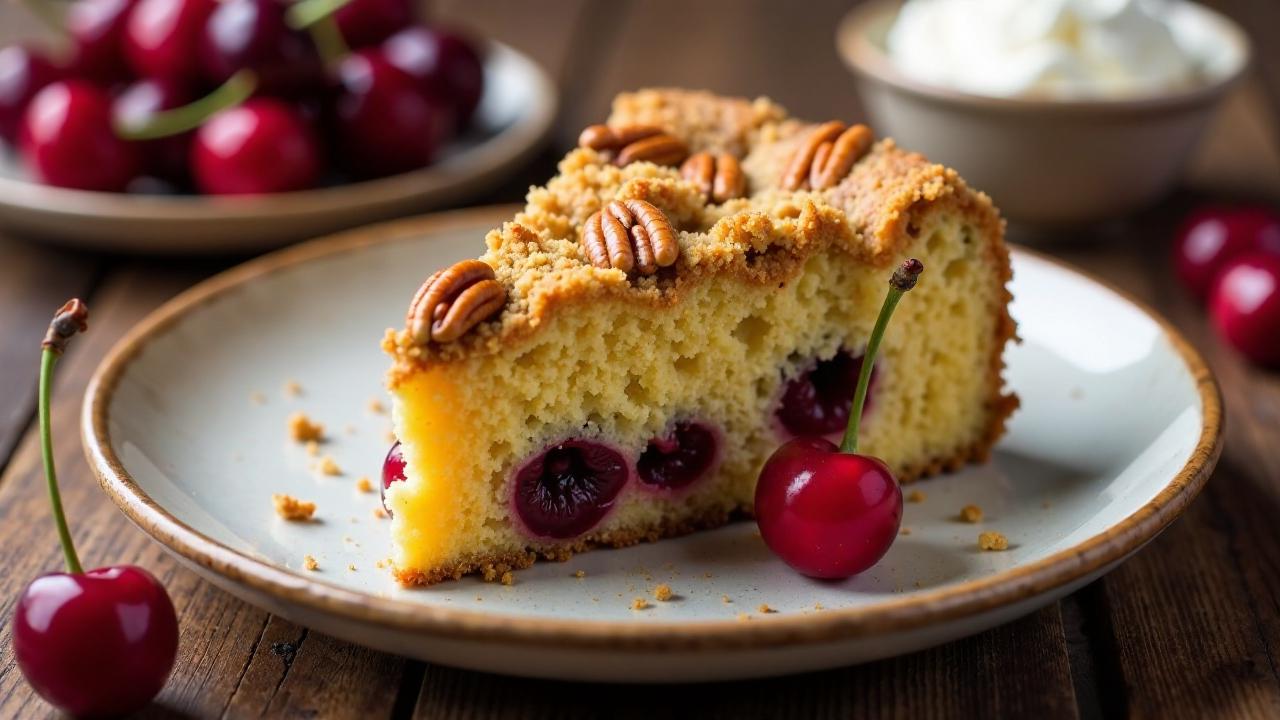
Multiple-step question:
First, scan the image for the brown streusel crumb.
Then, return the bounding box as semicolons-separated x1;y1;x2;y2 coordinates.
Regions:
348;564;357;571
757;604;776;614
316;455;341;476
356;476;373;493
631;597;650;610
654;584;673;601
305;440;319;457
573;570;586;578
368;398;386;414
907;490;927;503
303;554;318;570
979;531;1009;551
737;613;751;622
900;527;912;536
373;506;389;519
721;595;732;604
500;571;515;586
960;504;984;523
283;380;302;397
288;412;324;442
272;493;315;521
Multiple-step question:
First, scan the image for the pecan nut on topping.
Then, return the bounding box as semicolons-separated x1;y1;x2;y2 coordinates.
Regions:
581;199;679;276
680;151;746;203
407;259;507;344
577;124;688;168
780;121;874;192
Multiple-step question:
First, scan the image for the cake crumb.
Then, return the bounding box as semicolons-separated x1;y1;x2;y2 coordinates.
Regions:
500;571;515;586
272;493;315;521
900;527;912;536
375;558;387;569
283;380;303;397
368;398;386;414
979;531;1009;551
288;412;325;442
373;506;389;519
721;595;732;604
303;554;318;571
316;455;342;476
356;476;373;493
250;391;266;405
703;571;714;579
305;440;319;457
385;430;397;444
653;584;673;601
814;602;825;610
737;613;751;622
631;597;650;610
960;504;984;523
757;603;776;614
573;570;586;579
347;563;357;572
907;489;926;503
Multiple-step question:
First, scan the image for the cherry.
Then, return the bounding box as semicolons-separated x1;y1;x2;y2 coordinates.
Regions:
755;259;923;579
636;421;719;491
334;0;413;48
66;0;135;85
191;97;321;194
0;46;62;145
1174;205;1280;300
383;26;484;129
1210;253;1280;367
12;300;179;717
381;440;406;515
21;81;139;191
332;49;447;178
512;439;629;539
775;349;877;437
124;0;217;86
114;78;195;185
201;0;324;96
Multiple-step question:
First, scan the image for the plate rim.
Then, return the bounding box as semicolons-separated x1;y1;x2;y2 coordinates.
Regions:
82;205;1224;652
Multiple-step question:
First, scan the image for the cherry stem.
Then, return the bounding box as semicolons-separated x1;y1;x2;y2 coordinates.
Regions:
839;258;924;455
115;70;258;141
286;0;355;29
15;0;68;39
39;299;90;575
307;16;350;67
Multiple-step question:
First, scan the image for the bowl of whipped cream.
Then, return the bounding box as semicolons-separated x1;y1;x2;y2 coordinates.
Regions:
838;0;1250;226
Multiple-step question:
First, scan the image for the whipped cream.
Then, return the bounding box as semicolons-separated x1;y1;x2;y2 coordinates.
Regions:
885;0;1208;99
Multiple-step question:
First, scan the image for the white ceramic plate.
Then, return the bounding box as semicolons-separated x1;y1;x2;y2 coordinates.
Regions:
84;207;1222;682
0;44;555;254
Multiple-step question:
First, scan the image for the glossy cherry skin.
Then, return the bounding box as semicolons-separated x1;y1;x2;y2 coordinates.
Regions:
512;440;629;539
191;98;321;194
383;26;484;129
381;440;406;515
66;0;135;85
755;437;902;579
1175;206;1280;300
21;81;139;191
1210;253;1280;367
124;0;217;86
334;0;414;48
775;350;876;438
200;0;324;96
332;50;446;178
113;78;194;185
13;565;178;717
0;46;62;145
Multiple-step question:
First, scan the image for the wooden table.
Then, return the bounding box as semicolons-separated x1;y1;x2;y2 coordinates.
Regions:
2;1;1280;717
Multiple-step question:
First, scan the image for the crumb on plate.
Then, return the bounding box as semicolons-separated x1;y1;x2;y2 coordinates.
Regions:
900;527;912;536
573;570;586;579
500;571;514;586
979;531;1009;551
960;504;984;523
368;398;386;414
907;489;926;503
654;584;673;601
373;506;389;519
631;597;650;610
757;603;776;614
283;380;302;397
288;412;324;442
272;493;315;521
315;455;341;476
356;476;373;493
303;554;318;571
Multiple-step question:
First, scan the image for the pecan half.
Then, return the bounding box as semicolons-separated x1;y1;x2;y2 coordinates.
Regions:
780;121;874;191
577;124;688;168
680;151;746;203
407;259;506;344
581;199;678;276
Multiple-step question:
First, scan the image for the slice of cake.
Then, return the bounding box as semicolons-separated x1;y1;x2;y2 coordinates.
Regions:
382;89;1018;585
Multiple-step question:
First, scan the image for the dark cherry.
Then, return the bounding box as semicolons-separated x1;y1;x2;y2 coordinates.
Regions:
200;0;324;96
383;25;484;129
775;349;877;437
755;437;902;578
332;49;446;178
1174;205;1280;300
637;421;719;491
0;46;62;145
114;78;194;185
21;81;139;191
66;0;135;85
191;97;321;194
513;439;629;539
1210;252;1280;367
14;566;178;718
124;0;217;86
381;440;406;515
334;0;414;48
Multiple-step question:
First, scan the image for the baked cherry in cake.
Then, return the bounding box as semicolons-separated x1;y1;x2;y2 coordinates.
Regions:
775;350;876;437
637;421;719;491
513;440;629;539
381;440;406;515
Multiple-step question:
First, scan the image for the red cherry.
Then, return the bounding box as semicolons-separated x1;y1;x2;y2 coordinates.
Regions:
124;0;216;86
1174;205;1280;300
1210;252;1280;367
21;81;139;191
334;0;413;48
332;49;447;178
66;0;136;85
636;421;720;491
512;440;629;539
113;78;194;185
200;0;324;96
755;437;902;578
775;350;877;438
13;565;178;717
381;440;405;515
0;46;62;145
383;26;485;129
191;98;321;194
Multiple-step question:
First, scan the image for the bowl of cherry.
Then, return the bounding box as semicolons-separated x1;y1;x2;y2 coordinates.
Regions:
0;0;557;253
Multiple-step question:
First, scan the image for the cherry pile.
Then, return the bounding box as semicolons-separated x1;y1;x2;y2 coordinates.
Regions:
1173;205;1280;366
1;0;484;195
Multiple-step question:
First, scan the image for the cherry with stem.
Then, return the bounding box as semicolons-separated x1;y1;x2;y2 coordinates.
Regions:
754;259;924;579
12;300;179;717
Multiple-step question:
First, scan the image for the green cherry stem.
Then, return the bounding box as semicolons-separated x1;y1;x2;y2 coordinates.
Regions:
115;70;258;141
839;258;924;455
16;0;68;38
286;0;355;29
286;0;354;67
39;299;90;575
